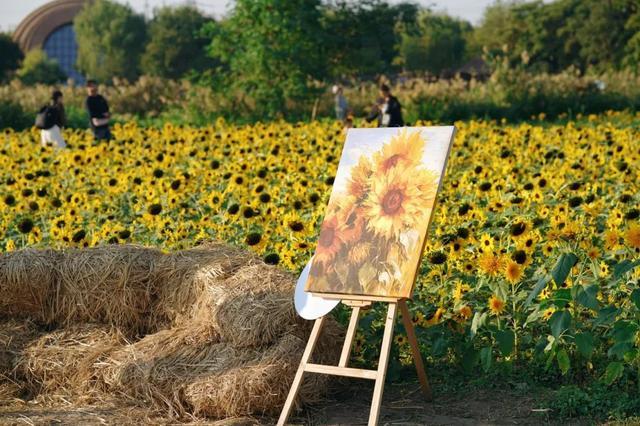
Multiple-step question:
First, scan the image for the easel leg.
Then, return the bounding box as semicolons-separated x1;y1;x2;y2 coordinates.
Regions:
399;299;433;401
368;302;397;426
277;316;326;426
339;306;361;367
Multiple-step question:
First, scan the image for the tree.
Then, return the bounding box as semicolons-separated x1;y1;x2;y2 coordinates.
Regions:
397;12;471;74
469;0;640;73
323;0;419;77
207;0;326;119
74;0;146;82
16;49;66;85
141;6;215;79
563;0;639;71
0;34;23;82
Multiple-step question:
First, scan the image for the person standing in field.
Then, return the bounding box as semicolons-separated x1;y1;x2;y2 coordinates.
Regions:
367;83;404;127
85;80;112;141
38;90;67;149
332;84;349;121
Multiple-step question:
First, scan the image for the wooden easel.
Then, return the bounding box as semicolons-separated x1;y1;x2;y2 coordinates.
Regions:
277;296;432;425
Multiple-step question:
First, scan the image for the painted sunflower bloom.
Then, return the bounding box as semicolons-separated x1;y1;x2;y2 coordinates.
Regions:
347;156;373;200
373;128;425;173
312;215;344;269
364;166;436;240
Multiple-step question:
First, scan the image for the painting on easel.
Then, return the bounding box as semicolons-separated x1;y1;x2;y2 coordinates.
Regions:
306;127;455;299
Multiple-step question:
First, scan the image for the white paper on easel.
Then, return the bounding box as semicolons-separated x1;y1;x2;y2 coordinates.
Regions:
294;257;339;320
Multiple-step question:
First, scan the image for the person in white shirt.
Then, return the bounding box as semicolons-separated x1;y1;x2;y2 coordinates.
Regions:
40;90;67;149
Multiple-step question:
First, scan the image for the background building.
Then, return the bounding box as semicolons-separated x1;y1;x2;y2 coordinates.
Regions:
12;0;87;83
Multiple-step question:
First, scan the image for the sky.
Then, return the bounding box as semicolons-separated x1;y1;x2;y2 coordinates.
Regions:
0;0;498;32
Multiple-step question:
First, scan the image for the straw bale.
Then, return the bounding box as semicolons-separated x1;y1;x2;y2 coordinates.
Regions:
184;333;334;418
0;320;42;376
0;381;23;404
211;264;302;348
53;245;163;334
0;249;61;322
153;241;258;328
17;324;125;398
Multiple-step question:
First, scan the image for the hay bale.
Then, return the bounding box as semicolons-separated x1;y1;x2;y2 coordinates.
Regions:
184;333;336;418
152;241;258;328
0;320;42;376
0;381;23;404
212;264;303;348
17;324;124;398
100;323;242;417
0;249;61;322
54;245;163;334
0;321;40;405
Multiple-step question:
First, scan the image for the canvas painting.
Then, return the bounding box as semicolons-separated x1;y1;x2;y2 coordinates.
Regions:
306;127;456;299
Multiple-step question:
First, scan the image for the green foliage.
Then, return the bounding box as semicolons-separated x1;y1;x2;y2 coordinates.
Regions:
322;0;418;77
0;33;23;83
0;101;30;130
16;50;66;86
74;0;146;81
141;6;215;79
397;11;471;74
472;0;640;73
207;0;326;120
550;383;640;418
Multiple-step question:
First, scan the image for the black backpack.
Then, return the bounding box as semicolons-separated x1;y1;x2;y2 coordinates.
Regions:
35;105;56;130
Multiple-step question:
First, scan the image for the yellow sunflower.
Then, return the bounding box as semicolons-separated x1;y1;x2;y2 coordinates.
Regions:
625;223;640;249
364;166;436;240
478;251;503;276
488;295;506;315
504;260;523;283
458;305;472;320
373;129;425;173
604;229;621;250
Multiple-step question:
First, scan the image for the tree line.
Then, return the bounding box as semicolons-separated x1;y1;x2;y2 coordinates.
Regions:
1;0;639;119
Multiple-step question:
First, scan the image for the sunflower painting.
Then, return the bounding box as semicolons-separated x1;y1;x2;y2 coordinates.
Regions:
306;127;456;299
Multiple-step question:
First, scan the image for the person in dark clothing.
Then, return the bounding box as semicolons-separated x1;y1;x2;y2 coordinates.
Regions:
85;80;112;141
40;90;67;148
366;84;404;127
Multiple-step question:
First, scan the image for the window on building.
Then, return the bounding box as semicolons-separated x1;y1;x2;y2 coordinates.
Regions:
43;24;84;84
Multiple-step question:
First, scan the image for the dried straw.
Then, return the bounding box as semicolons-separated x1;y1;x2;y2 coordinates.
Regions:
0;249;61;322
0;320;42;376
0;381;23;404
0;242;344;420
211;264;304;348
184;333;335;418
152;241;258;328
100;323;241;417
17;324;125;399
53;245;163;335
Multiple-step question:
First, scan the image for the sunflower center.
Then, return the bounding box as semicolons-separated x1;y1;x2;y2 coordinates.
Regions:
382;188;404;215
319;225;336;248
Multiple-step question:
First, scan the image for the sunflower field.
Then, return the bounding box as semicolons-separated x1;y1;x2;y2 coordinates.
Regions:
1;112;639;392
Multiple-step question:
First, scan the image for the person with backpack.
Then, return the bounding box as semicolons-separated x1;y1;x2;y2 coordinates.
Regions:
36;90;67;149
366;83;404;127
85;80;112;141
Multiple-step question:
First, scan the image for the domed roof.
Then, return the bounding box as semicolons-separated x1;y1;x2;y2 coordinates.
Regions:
13;0;87;51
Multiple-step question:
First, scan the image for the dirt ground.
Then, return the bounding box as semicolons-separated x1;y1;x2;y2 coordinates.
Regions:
0;381;588;426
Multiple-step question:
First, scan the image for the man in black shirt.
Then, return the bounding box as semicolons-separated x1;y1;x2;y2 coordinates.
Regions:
85;80;112;141
366;84;404;127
